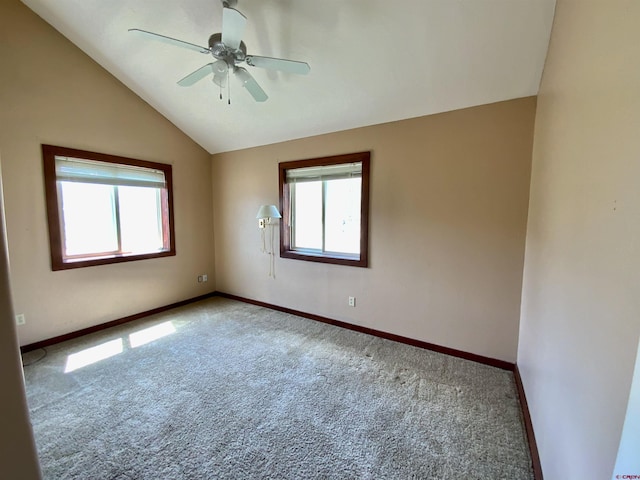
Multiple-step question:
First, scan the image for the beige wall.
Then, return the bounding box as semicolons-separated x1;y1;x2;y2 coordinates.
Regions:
0;0;216;346
212;98;535;363
518;1;640;479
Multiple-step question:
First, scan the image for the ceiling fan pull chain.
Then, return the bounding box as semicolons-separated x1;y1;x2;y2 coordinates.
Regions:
227;66;231;105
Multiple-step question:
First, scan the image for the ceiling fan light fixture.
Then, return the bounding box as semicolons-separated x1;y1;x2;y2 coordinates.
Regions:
212;74;227;88
211;60;228;87
213;60;228;75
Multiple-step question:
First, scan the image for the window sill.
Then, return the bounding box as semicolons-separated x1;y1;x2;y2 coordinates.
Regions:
280;249;367;268
53;250;175;271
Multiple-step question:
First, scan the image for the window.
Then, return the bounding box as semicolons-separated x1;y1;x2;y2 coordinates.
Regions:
42;145;175;270
279;151;370;267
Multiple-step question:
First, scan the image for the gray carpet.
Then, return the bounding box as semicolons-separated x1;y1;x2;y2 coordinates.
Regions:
23;297;533;479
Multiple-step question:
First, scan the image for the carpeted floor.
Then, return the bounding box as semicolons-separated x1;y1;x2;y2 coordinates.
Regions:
23;297;533;479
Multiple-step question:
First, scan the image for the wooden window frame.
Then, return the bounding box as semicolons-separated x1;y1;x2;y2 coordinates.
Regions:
279;151;370;268
42;144;176;271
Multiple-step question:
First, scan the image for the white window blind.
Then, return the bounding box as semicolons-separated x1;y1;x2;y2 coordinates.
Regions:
285;162;362;183
55;156;166;188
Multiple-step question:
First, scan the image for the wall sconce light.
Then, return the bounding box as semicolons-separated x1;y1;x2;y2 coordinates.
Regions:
256;204;282;229
256;205;281;278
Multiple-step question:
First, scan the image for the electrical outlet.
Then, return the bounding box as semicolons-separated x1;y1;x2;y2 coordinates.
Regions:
258;218;266;229
15;314;26;325
197;275;203;283
202;274;208;282
348;296;356;307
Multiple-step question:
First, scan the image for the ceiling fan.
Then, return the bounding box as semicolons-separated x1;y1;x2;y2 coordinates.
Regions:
129;0;310;103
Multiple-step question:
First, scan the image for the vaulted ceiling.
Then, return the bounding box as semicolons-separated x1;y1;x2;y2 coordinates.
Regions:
21;0;556;154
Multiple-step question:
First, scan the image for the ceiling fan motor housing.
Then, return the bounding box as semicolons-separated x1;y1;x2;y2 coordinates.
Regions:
208;33;246;63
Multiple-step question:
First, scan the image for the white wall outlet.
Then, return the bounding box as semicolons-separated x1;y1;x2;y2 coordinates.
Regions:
202;274;208;282
348;296;356;307
15;314;26;325
258;218;266;229
197;275;203;283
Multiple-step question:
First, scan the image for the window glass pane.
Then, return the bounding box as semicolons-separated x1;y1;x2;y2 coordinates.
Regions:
324;178;361;255
118;186;164;253
292;181;323;250
60;182;118;256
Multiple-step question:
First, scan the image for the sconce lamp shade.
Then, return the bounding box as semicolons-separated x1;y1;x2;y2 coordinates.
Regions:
256;205;282;219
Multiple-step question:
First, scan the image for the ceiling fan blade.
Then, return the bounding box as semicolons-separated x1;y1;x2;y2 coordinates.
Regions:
235;67;268;102
245;55;310;75
222;7;246;51
178;63;215;86
129;29;210;54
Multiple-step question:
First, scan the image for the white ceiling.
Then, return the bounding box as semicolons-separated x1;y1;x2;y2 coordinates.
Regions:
21;0;556;154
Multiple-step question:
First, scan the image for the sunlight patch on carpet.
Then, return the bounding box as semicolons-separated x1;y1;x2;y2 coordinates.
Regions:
64;338;124;373
129;321;176;348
